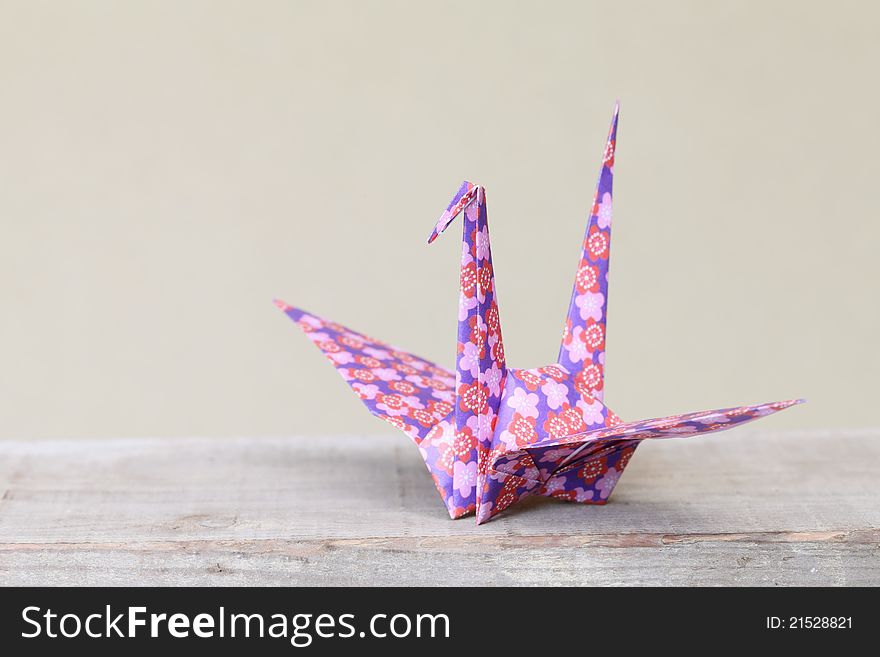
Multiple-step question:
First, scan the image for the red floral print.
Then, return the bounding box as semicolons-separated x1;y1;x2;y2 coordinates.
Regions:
508;413;538;447
579;457;608;482
460;261;478;298
583;319;605;351
587;227;609;260
517;369;543;391
389;380;417;395
410;408;437;428
356;355;382;368
350;368;377;383
453;429;477;458
458;381;488;414
543;410;571;440
574;364;603;396
576;263;600;293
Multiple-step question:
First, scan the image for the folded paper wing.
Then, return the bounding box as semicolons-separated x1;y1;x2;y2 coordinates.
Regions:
476;398;804;523
533;398;803;454
274;302;455;442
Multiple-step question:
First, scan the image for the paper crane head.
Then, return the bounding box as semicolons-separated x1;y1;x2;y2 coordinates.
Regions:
275;104;802;524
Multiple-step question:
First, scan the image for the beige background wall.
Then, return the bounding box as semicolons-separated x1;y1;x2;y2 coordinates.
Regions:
1;1;877;439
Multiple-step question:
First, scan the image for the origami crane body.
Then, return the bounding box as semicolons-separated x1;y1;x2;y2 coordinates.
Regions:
276;105;802;524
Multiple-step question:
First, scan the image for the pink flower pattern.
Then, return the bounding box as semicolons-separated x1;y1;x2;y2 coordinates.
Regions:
277;104;803;524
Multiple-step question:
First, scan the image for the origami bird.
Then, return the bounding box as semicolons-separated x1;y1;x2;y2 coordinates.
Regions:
275;104;802;524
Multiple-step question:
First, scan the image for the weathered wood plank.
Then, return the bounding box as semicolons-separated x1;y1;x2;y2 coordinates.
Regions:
0;430;878;585
1;533;877;586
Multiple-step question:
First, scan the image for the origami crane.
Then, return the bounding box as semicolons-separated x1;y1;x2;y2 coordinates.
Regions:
276;104;802;524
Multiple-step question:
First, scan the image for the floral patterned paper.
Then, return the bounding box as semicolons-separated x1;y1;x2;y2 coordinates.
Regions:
277;104;803;524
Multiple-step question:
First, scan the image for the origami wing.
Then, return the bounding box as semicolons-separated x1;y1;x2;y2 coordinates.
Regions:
275;302;455;442
475;398;803;523
514;398;805;477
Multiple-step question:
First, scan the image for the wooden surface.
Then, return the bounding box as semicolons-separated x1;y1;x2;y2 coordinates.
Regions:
0;430;877;586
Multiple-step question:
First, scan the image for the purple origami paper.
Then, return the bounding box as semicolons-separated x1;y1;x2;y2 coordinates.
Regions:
276;104;803;524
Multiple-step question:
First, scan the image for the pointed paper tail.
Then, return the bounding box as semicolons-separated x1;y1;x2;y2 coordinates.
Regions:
428;181;508;518
557;103;619;402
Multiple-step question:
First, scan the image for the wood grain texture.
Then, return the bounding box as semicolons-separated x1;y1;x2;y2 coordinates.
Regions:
0;429;878;586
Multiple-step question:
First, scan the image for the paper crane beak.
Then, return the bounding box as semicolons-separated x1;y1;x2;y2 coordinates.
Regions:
427;181;482;244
